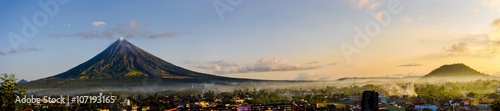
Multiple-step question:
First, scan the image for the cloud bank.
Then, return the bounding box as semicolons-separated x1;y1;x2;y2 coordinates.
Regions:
186;57;324;74
440;18;500;57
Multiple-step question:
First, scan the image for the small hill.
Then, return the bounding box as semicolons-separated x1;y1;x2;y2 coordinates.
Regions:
420;63;489;81
17;79;28;84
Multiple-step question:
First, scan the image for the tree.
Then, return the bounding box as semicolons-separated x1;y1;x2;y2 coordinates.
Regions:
490;100;500;111
423;108;433;111
0;73;26;111
203;90;217;101
145;93;164;110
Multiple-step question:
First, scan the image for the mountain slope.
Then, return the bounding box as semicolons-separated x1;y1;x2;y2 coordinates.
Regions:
49;39;215;79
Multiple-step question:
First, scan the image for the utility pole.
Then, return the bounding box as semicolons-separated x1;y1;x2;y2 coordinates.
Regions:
353;78;356;86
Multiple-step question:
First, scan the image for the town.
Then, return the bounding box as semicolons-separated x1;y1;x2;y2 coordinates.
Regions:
3;76;500;111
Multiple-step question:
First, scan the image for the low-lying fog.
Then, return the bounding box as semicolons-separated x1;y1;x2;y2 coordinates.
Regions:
25;76;498;96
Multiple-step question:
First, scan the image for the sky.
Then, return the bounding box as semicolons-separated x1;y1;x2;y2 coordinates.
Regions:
2;0;500;81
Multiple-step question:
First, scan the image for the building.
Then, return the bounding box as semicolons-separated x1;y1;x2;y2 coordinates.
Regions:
414;104;438;111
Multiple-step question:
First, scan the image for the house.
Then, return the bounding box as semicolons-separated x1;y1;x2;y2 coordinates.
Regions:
122;99;130;106
396;101;407;108
231;97;245;104
386;104;405;111
214;98;223;102
193;101;209;108
379;97;389;104
474;104;489;110
379;104;387;110
237;105;251;111
414;104;438;111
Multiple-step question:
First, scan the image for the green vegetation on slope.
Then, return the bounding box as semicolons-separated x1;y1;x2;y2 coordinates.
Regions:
125;70;147;77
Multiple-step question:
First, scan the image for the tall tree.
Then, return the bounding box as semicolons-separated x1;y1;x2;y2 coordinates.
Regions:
0;73;26;111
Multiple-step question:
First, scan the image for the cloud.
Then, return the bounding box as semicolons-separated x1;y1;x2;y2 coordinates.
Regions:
483;0;500;16
397;63;422;67
489;18;500;41
0;47;40;56
476;41;500;56
443;41;500;57
450;18;500;56
9;47;40;54
49;21;183;40
374;11;385;21
193;60;239;70
386;72;419;77
485;0;500;5
423;19;500;58
447;42;469;54
327;62;338;66
148;32;178;39
344;0;379;11
355;0;369;9
368;2;380;11
304;61;319;64
92;21;106;27
402;15;427;24
293;72;332;80
484;0;500;8
187;57;324;74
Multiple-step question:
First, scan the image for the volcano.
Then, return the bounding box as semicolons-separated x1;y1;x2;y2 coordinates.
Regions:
27;38;259;88
52;38;222;80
